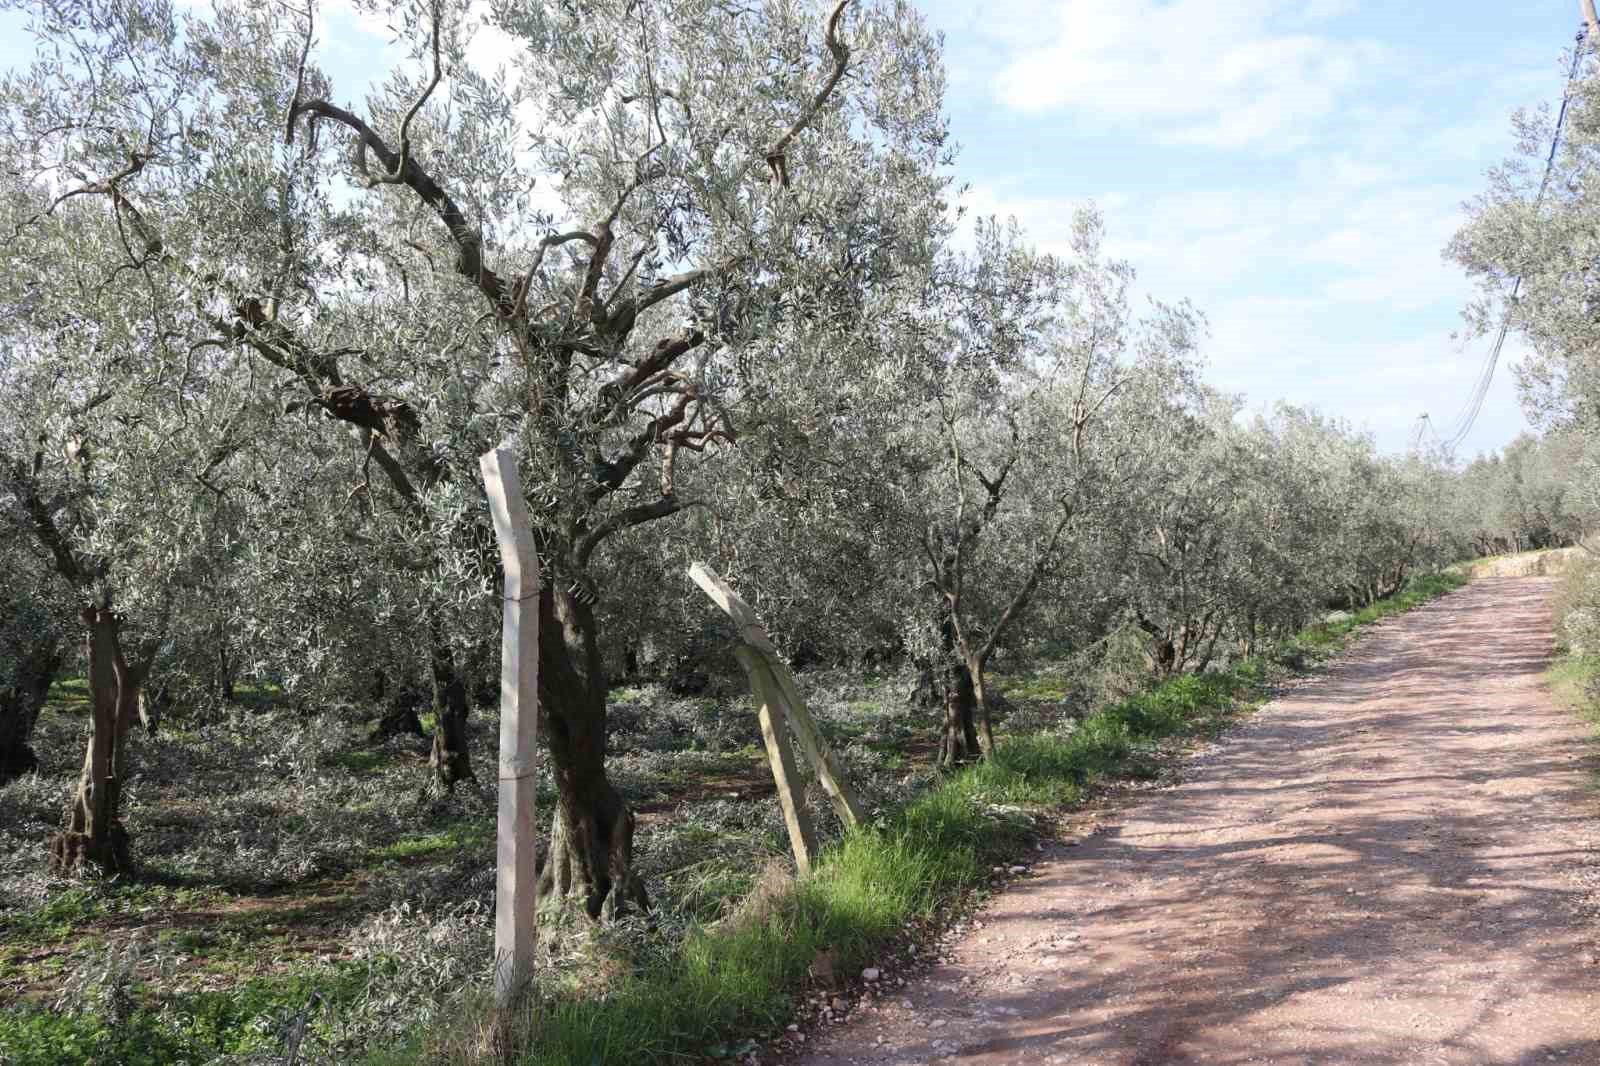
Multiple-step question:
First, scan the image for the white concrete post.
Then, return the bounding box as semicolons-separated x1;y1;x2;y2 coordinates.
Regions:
479;447;539;1006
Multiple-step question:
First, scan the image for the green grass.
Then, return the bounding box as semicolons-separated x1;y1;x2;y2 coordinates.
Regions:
1;884;235;946
369;821;494;864
371;570;1466;1066
996;670;1073;703
44;676;91;713
1547;657;1600;720
4;888;102;939
1282;572;1467;656
331;749;390;774
1544;656;1600;792
0;960;379;1065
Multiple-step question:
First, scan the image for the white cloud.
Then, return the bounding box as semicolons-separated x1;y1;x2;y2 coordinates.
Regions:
985;0;1392;150
953;167;1524;452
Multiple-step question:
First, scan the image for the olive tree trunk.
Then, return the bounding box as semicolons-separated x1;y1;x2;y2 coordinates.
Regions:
0;640;58;785
535;580;646;919
968;656;998;756
938;658;982;767
49;606;139;874
428;639;474;788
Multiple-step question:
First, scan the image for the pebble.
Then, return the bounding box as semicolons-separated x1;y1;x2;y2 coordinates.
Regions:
862;967;881;981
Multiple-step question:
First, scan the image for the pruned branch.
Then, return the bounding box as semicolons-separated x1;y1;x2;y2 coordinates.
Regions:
586;387;696;504
510;229;600;319
592;328;706;421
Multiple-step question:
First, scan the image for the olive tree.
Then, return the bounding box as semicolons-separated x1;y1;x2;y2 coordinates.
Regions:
0;215;252;869
0;533;72;784
1448;54;1600;433
2;0;950;913
716;208;1202;763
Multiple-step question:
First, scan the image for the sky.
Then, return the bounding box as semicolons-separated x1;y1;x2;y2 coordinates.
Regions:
916;0;1582;457
0;0;1584;456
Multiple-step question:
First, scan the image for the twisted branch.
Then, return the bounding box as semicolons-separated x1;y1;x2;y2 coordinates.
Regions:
765;0;852;188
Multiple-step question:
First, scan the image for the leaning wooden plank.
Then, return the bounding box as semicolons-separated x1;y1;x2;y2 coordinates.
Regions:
479;447;540;1007
766;660;866;829
688;563;782;654
688;562;865;828
737;647;818;873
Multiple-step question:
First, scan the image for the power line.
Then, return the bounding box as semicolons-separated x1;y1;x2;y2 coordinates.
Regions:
1419;22;1591;457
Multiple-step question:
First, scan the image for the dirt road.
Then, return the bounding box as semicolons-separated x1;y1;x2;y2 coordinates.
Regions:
797;577;1600;1065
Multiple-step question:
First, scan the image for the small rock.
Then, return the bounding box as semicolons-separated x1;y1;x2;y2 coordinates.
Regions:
831;997;847;1012
787;1024;799;1032
862;967;881;982
1009;865;1027;874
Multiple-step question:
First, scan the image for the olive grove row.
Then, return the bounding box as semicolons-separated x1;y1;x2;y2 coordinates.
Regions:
0;0;1573;917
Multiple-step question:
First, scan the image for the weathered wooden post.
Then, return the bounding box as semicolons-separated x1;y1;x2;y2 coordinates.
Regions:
688;563;865;871
737;645;819;872
479;447;539;1005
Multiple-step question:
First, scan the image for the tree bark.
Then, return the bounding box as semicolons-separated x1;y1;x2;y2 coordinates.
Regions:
1135;612;1177;678
938;658;981;767
428;640;474;787
969;655;997;757
215;644;235;703
535;580;647;919
0;640;57;785
49;606;138;875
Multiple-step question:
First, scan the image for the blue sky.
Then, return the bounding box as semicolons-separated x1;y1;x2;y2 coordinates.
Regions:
918;0;1581;456
1;1;1581;455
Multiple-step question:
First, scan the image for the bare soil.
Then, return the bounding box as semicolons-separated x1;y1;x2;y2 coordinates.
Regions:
796;577;1600;1065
